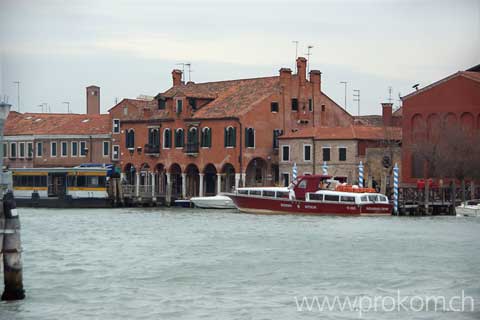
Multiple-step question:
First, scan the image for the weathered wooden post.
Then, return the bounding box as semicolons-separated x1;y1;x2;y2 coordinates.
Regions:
165;173;172;206
450;181;456;215
471;181;475;201
1;194;25;300
424;179;430;215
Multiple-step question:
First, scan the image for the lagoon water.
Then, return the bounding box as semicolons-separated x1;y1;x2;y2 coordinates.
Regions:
1;208;480;319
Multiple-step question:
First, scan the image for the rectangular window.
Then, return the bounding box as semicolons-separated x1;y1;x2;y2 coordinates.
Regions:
10;143;17;158
339;147;347;161
291;98;298;111
113;119;120;134
282;173;290;187
19;142;25;158
2;143;7;158
27;142;33;158
112;145;120;161
308;99;313;112
36;142;43;157
71;141;78;157
245;128;255;148
282;145;290;161
322;147;330;161
61;141;68;157
304;144;312;162
271;102;279;113
80;141;87;157
103;141;110;157
51;142;57;157
324;194;340;202
273;129;283;149
158;98;166;110
176;99;183;113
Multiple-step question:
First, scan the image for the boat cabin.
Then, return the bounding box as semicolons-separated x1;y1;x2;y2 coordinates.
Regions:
290;175;333;200
306;190;389;205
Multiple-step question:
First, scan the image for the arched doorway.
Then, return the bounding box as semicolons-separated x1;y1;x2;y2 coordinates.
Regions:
169;163;182;198
155;163;167;195
246;158;267;187
204;164;217;196
123;163;136;185
221;163;236;192
185;164;200;198
139;163;150;186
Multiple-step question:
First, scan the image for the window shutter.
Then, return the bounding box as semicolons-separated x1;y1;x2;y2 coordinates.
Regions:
232;128;236;147
224;128;227;147
208;129;212;147
245;128;248;147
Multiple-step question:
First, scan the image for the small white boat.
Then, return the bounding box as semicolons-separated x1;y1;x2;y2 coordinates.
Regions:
456;200;480;217
190;194;236;209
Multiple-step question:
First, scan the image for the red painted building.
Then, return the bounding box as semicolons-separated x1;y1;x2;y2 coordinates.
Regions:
109;57;354;200
401;66;480;184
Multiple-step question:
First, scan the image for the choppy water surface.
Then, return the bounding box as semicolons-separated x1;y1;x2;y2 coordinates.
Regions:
1;208;479;319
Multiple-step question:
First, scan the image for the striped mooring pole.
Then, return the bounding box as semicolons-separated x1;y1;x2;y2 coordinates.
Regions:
322;161;328;175
292;162;297;181
393;163;399;215
358;161;364;188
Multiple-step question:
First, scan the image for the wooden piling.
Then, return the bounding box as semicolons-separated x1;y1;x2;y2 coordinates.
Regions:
1;194;25;300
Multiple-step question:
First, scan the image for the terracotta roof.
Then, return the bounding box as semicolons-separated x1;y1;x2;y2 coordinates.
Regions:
161;76;281;118
279;125;402;141
4;112;111;136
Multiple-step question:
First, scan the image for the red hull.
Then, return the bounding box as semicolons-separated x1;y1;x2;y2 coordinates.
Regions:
228;194;392;216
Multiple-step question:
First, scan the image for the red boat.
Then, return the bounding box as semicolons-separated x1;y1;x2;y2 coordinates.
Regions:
227;175;392;216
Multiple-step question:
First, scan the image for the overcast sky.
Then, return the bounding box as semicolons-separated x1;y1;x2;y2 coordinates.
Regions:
1;0;479;115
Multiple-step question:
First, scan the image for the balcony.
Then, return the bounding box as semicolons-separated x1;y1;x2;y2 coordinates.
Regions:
185;142;199;156
144;144;160;156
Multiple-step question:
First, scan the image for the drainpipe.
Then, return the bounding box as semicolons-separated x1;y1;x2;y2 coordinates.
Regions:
234;118;243;183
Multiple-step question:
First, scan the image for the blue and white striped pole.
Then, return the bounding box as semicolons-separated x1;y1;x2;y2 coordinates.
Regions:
292;162;297;181
358;161;364;188
393;163;399;215
322;161;328;175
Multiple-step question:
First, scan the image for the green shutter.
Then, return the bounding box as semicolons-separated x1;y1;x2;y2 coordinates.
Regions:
207;129;211;147
224;128;227;147
232;128;236;147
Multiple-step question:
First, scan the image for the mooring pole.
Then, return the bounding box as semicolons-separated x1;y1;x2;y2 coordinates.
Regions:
1;193;25;300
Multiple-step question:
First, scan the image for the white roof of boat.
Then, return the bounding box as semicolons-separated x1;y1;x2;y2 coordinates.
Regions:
237;187;289;192
314;190;387;197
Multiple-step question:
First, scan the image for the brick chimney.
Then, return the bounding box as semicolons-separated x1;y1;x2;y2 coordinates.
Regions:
382;102;393;126
172;69;183;86
296;57;307;85
279;67;292;86
309;70;321;93
86;85;100;115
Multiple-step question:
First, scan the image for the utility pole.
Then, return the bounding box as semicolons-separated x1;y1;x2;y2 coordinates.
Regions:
353;89;360;116
292;40;299;73
62;101;70;113
305;45;313;73
340;81;347;112
13;81;20;112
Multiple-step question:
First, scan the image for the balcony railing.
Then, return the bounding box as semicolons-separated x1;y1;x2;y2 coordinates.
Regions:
144;144;160;155
185;142;199;155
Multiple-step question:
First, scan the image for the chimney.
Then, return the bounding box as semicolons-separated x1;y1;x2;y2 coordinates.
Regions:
86;85;100;115
296;57;307;85
279;67;292;86
309;70;321;93
172;69;183;86
382;102;393;126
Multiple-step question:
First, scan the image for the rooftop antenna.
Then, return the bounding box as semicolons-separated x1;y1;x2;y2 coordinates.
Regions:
185;63;192;82
388;86;393;103
13;81;20;112
412;83;420;91
37;104;44;113
176;63;186;82
62;101;70;113
292;40;299;73
115;97;119;105
353;89;360;116
306;45;313;73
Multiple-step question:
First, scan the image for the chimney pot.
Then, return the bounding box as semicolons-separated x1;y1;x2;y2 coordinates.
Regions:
86;85;100;115
296;57;307;85
172;69;183;86
381;102;393;127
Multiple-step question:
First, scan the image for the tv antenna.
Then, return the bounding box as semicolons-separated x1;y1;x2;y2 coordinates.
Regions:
176;63;186;82
306;45;313;73
62;101;70;113
185;63;192;82
292;40;299;72
388;86;393;103
412;83;420;91
353;89;360;116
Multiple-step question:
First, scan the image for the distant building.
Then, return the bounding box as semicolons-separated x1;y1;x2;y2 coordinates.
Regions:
109;57;354;198
401;65;480;184
278;104;402;187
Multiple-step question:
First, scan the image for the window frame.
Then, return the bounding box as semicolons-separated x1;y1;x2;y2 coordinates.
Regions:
322;146;331;162
50;141;57;157
19;142;25;159
112;145;120;161
201;127;212;148
291;98;298;112
245;127;255;149
176;99;183;114
271;102;279;113
163;128;172;149
175;128;185;148
61;141;68;157
27;142;33;158
303;144;312;162
36;142;43;157
103;141;110;157
112;119;120;134
80;141;87;157
339;146;347;161
2;142;8;158
281;145;290;162
225;126;236;148
71;141;78;157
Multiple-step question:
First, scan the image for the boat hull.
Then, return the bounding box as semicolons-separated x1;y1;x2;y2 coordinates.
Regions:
191;195;236;209
228;194;392;216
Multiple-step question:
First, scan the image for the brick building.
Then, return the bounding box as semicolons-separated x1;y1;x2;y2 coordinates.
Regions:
109;57;354;199
278;103;402;188
3;86;112;169
401;65;480;184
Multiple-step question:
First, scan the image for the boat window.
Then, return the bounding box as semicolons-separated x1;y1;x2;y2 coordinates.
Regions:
250;190;261;196
340;196;355;203
378;195;388;203
276;191;289;198
13;175;47;187
298;180;307;189
324;194;339;202
309;193;323;201
263;190;275;197
238;189;249;195
368;195;378;202
361;195;368;202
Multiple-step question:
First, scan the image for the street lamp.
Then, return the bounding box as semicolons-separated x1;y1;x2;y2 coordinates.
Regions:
0;102;12;195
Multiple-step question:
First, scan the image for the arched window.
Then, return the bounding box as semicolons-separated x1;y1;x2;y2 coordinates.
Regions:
245;127;255;148
148;128;160;146
175;129;184;148
126;129;135;149
201;127;212;148
224;126;236;147
163;128;172;149
187;127;198;145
